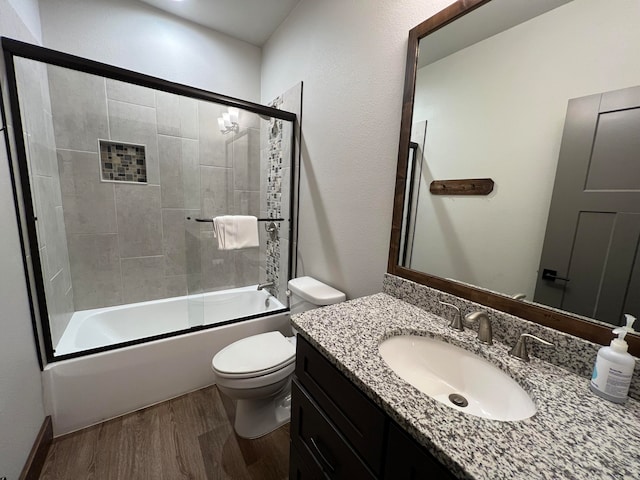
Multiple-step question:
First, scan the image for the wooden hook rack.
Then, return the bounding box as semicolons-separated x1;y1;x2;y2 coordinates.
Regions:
429;178;494;196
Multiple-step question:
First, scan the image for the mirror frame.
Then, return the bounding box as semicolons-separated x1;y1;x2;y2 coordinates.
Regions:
387;0;640;356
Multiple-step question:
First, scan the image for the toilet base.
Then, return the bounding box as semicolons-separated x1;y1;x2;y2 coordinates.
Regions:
233;381;292;439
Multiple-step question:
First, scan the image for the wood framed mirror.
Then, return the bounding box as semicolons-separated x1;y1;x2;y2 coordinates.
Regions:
388;0;640;355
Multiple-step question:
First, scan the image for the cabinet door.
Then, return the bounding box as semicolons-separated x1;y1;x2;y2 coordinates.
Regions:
295;336;386;474
291;381;377;480
289;442;327;480
384;422;456;480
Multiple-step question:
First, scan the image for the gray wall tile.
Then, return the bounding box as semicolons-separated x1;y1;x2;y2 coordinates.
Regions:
182;139;199;210
156;91;181;136
48;268;74;348
56;206;73;293
235;249;260;287
180;97;198;140
162;208;200;277
115;184;163;257
233;190;260;216
16;58;52;176
200;230;235;291
198;102;227;167
68;233;122;310
200;165;231;219
238;108;260;131
121;256;166;303
33;175;65;276
107;99;160;184
58;150;117;234
158;135;183;208
48;64;109;152
106;79;156;107
187;273;203;295
232;129;260;191
165;275;188;298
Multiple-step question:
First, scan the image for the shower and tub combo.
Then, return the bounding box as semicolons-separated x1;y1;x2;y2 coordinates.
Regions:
1;37;318;435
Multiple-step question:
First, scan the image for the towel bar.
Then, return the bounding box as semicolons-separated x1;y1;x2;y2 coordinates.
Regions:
186;216;283;239
186;217;285;223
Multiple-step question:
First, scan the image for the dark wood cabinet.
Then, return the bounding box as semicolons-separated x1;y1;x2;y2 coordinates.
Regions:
384;422;456;479
289;441;326;480
290;336;457;480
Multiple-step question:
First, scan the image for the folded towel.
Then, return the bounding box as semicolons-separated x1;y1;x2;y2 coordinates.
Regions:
212;215;259;250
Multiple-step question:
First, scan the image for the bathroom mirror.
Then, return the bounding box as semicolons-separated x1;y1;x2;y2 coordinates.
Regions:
388;0;640;354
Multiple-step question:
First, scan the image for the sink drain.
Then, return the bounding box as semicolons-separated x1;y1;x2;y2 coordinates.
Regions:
448;393;469;408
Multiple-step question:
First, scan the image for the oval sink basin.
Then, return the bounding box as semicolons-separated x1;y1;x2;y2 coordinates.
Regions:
379;335;536;421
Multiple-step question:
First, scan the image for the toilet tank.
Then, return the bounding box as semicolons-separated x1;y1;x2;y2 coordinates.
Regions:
288;276;346;315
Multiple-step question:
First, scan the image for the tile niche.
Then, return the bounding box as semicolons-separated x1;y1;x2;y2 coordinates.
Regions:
98;140;147;183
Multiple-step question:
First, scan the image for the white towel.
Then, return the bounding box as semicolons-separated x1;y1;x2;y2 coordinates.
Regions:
212;215;259;250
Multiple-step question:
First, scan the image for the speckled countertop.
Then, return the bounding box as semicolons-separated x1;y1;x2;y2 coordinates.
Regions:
291;293;640;480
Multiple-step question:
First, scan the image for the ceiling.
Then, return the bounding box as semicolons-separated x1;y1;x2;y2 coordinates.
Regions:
137;0;301;46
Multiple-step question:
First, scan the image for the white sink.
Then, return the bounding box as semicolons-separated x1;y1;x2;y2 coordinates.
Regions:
379;335;536;421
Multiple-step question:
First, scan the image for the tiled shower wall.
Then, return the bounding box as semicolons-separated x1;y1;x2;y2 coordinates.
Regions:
47;65;267;312
15;58;74;347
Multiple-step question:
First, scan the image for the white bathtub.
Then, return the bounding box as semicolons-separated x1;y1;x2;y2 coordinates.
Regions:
43;286;291;436
54;286;285;356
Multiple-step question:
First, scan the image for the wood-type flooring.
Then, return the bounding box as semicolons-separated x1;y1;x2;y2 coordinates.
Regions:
39;385;290;480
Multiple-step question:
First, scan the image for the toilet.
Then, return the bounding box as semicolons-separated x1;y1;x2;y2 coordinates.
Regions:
211;276;346;439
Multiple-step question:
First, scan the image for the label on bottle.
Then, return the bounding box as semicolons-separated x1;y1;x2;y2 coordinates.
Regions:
591;356;632;399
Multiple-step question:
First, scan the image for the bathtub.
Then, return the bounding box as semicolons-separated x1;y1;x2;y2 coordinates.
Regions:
54;286;285;356
43;286;291;436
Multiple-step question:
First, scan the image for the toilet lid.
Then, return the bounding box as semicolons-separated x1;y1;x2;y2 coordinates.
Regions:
212;331;295;378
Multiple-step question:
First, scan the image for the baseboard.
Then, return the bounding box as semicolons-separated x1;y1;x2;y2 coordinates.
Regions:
19;416;52;480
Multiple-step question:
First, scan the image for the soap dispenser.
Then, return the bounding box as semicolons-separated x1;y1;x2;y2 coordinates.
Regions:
589;314;636;403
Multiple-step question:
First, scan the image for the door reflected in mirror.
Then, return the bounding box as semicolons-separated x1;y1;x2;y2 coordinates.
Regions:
398;0;640;329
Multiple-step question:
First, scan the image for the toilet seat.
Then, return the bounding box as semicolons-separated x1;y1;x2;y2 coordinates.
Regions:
212;331;295;379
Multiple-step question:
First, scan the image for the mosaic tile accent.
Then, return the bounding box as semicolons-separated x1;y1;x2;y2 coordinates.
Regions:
99;140;147;183
265;96;285;298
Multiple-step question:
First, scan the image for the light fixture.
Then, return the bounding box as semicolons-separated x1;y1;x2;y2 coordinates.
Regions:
218;107;239;134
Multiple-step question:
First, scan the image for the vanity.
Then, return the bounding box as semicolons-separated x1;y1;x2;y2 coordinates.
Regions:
288;286;640;479
289;330;454;479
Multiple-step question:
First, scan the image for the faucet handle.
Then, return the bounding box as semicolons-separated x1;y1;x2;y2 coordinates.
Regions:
439;301;464;331
464;311;493;345
509;333;553;362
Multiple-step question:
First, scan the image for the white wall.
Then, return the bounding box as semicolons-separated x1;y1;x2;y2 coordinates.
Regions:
6;0;41;43
411;0;640;297
261;0;456;299
39;0;262;102
0;2;47;477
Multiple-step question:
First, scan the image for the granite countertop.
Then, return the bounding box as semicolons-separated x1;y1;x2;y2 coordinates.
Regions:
291;293;640;480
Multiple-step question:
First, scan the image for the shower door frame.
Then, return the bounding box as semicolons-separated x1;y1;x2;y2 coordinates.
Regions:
1;37;298;367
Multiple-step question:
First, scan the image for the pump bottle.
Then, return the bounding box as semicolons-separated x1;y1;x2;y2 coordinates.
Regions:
590;314;636;403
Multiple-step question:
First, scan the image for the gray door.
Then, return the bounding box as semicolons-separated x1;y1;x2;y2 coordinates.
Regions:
534;86;640;326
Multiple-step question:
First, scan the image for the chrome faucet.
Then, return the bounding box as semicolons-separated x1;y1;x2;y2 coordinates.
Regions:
509;333;553;362
439;302;464;331
464;311;493;345
257;281;274;291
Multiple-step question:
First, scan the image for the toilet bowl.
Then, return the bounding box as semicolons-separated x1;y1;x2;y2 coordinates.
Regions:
211;276;345;439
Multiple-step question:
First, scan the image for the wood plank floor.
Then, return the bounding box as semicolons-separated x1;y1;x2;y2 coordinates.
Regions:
39;386;290;480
